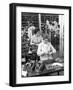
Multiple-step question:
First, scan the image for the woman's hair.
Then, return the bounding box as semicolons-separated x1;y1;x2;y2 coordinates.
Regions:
43;34;51;42
33;28;39;34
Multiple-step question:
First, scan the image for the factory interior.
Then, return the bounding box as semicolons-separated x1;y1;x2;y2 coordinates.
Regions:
21;12;64;77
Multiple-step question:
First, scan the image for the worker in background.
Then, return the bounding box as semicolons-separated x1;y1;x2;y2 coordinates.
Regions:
27;22;36;40
30;31;43;45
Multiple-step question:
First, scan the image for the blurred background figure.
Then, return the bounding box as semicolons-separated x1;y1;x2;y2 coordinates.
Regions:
27;21;36;40
30;30;43;45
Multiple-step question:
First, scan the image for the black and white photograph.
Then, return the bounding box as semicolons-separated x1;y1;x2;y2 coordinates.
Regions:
10;3;71;86
21;13;64;77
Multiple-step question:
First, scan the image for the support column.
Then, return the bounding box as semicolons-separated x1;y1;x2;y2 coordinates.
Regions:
38;14;41;32
59;15;64;57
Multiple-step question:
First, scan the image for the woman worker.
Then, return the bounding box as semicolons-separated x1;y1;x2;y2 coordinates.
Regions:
37;35;56;66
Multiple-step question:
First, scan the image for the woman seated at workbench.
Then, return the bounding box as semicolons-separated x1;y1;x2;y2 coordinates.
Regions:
37;35;56;65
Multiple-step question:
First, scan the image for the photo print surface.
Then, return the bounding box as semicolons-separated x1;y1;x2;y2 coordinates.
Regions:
21;12;64;77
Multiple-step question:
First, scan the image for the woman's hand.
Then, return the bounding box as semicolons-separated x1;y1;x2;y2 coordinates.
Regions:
48;51;53;55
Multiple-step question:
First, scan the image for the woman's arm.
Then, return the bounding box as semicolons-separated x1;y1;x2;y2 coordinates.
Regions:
37;44;45;56
49;43;56;54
